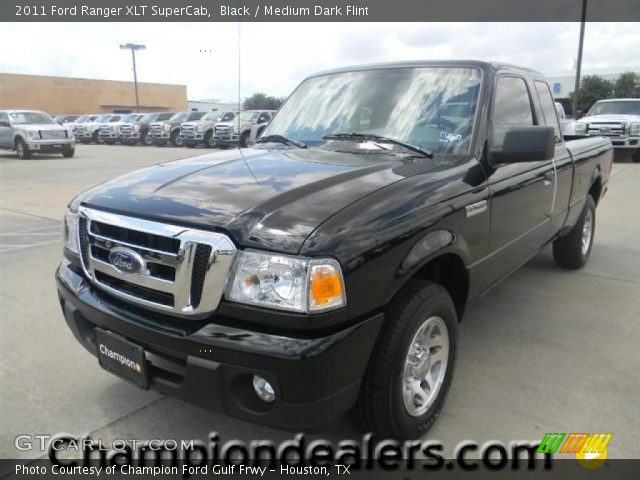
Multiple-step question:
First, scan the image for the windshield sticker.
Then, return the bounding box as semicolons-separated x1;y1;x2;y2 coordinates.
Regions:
440;132;463;143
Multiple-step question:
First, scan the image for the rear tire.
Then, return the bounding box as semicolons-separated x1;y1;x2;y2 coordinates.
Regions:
552;196;596;269
15;138;31;159
351;280;458;440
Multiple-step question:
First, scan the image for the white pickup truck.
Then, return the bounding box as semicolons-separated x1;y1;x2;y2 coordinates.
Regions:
574;98;640;162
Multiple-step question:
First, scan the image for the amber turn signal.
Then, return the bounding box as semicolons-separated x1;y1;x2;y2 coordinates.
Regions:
309;261;346;311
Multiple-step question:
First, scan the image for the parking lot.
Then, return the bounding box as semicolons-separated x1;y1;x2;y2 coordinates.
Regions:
1;144;639;459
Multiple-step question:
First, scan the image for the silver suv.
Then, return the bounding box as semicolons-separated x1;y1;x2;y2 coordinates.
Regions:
0;110;75;159
214;110;275;147
180;110;238;148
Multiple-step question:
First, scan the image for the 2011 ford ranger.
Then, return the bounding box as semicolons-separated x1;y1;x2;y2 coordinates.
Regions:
56;61;612;439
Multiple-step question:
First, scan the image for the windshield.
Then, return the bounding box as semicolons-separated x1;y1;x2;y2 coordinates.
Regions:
169;112;188;122
94;115;110;122
202;111;223;121
263;67;482;154
122;114;139;122
589;101;640;116
140;113;157;122
240;112;259;122
9;112;56;125
76;115;89;123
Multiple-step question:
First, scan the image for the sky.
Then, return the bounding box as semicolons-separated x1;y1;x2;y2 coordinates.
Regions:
1;22;639;102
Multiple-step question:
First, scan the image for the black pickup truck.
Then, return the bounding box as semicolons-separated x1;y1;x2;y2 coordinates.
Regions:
57;61;612;439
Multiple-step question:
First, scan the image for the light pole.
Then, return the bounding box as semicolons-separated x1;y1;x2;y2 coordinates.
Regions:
120;43;146;113
572;0;588;118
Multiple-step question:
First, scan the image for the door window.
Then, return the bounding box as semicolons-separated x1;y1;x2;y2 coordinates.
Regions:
535;81;562;142
492;76;534;147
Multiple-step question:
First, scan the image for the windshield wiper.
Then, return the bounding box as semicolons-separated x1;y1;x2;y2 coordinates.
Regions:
322;132;433;158
256;134;306;149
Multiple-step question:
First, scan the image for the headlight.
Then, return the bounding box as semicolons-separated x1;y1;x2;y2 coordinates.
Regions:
574;122;587;135
630;122;640;136
163;124;171;132
196;125;206;133
26;131;40;140
226;250;346;313
63;210;79;254
133;123;141;132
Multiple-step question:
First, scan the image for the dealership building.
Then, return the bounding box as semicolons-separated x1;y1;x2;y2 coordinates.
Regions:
0;73;188;115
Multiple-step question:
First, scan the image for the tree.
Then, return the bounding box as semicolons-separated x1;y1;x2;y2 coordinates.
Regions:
242;92;286;110
613;71;640;98
569;75;614;114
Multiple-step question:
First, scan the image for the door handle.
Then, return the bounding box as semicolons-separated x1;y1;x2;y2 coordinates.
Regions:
543;171;554;186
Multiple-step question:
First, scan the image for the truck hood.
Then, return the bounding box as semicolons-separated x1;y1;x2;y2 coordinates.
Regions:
580;114;640;123
78;147;416;253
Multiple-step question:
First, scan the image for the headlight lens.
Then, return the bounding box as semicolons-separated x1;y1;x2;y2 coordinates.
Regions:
574;122;587;135
226;250;346;313
630;122;640;136
133;123;141;132
26;130;40;140
163;123;171;132
63;210;79;254
196;125;206;133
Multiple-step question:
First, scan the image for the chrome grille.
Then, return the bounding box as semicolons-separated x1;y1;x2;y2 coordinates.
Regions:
149;123;163;134
39;130;68;140
99;125;115;135
181;125;196;135
587;122;626;137
120;124;133;135
77;207;236;317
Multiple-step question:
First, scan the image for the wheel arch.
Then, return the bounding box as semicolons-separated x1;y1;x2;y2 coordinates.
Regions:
588;168;603;206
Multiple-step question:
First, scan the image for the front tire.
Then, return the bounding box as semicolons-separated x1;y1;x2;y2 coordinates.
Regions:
92;131;102;144
239;131;249;148
553;195;596;269
16;138;31;159
352;280;458;439
204;131;216;148
633;149;640;163
62;146;75;158
141;131;151;146
170;130;182;147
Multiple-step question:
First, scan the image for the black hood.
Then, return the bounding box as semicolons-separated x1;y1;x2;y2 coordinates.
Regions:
78;147;420;253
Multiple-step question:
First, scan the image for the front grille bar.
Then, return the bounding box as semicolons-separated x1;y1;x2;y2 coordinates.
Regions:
77;206;236;317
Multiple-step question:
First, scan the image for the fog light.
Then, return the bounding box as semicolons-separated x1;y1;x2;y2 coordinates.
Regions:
252;375;275;403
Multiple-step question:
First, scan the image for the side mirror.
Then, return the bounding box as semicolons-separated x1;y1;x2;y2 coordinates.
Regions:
0;121;9;128
489;126;555;165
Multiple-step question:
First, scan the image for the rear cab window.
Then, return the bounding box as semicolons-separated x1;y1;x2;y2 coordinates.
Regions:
534;80;562;142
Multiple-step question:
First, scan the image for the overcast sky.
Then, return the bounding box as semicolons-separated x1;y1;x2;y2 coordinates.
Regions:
1;22;639;102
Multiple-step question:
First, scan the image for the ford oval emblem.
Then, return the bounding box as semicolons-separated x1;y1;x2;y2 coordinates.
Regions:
108;247;145;275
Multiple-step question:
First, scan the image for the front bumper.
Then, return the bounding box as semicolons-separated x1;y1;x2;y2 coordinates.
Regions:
214;131;239;145
56;261;382;430
26;139;75;151
149;133;171;143
588;134;640;149
119;133;141;140
181;133;205;144
99;133;118;140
